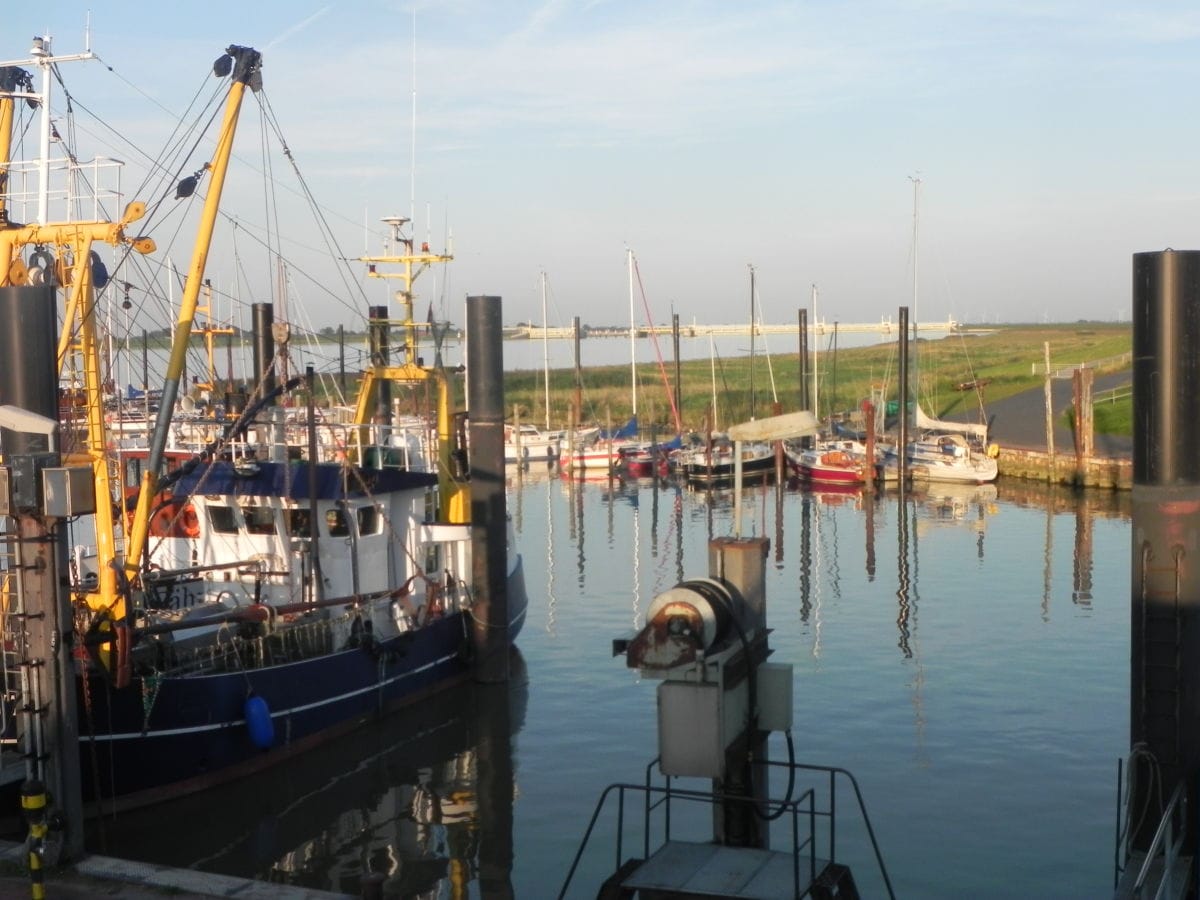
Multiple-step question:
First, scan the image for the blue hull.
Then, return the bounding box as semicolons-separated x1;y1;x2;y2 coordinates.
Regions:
78;559;528;810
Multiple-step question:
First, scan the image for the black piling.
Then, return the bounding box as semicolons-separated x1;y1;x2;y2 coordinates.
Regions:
798;308;809;411
0;286;57;456
1128;249;1200;854
799;308;811;449
672;313;682;426
0;285;84;861
369;305;391;422
251;302;275;403
467;296;509;683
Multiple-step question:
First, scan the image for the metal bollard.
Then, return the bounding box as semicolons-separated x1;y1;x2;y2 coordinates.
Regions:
20;779;47;900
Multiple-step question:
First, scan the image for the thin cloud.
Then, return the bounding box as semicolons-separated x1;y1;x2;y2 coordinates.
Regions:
264;5;332;51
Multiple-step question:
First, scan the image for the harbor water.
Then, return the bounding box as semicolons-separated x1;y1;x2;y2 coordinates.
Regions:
93;471;1130;899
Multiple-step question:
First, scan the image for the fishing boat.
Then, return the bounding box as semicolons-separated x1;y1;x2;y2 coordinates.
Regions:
0;40;526;812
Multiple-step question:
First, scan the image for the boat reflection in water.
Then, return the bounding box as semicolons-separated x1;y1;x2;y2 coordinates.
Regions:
89;650;528;897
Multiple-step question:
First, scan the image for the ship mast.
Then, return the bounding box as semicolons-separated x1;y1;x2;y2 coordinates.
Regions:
0;36;155;621
356;217;462;521
125;45;262;582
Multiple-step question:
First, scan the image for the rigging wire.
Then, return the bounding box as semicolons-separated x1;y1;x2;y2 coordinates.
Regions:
632;256;682;434
256;89;373;318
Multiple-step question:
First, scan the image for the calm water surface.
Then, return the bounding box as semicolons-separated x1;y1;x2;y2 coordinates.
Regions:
101;472;1131;899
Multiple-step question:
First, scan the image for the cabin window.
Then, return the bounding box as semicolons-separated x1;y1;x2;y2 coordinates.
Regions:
325;508;350;537
241;505;277;535
207;504;238;534
286;508;314;538
356;505;382;536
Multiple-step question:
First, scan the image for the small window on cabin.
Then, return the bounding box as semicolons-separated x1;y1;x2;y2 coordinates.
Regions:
325;508;350;537
356;505;381;536
241;505;277;535
207;504;238;534
286;509;313;538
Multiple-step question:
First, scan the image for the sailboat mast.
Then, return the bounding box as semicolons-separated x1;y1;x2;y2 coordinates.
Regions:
628;248;637;418
811;283;819;422
909;174;921;427
709;332;718;432
748;264;756;420
541;269;550;430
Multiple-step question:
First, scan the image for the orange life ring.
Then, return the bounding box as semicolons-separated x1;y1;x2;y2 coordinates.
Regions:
147;495;200;539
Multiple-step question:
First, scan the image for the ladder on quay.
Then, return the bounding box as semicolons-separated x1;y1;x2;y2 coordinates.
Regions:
0;521;33;789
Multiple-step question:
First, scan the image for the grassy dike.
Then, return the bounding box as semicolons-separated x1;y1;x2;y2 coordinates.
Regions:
498;322;1133;437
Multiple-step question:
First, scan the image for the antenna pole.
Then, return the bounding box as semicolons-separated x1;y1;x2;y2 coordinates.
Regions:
410;8;417;228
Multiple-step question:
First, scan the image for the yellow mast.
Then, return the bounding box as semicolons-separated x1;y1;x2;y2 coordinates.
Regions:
125;45;261;586
194;278;235;393
356;218;467;522
0;218;155;621
0;68;22;223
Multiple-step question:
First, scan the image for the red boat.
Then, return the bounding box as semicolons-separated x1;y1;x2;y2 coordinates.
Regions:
784;441;869;486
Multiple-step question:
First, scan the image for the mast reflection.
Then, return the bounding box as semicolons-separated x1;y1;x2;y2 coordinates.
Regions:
896;487;913;659
798;490;813;625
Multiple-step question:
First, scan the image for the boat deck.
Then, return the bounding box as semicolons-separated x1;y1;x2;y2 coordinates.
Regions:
619;840;831;899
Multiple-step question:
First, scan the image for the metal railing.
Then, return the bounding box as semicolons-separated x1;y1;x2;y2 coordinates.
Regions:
1115;771;1190;900
1031;351;1132;379
1095;385;1132;405
558;757;895;899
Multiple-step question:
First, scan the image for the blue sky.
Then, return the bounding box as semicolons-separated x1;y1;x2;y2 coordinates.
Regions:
8;2;1200;333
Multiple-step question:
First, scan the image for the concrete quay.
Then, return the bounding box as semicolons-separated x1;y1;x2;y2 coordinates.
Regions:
0;840;353;900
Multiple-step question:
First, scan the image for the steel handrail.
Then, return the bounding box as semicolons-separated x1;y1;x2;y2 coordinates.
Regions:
1128;780;1187;899
557;780;817;900
775;761;896;899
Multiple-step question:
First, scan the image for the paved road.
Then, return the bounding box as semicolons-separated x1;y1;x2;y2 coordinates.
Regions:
983;371;1132;458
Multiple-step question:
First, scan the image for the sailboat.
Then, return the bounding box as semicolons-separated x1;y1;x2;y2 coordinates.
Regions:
504;270;562;465
0;39;526;811
876;178;998;485
566;248;641;472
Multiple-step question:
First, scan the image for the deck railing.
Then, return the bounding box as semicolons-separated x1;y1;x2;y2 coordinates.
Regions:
558;755;895;899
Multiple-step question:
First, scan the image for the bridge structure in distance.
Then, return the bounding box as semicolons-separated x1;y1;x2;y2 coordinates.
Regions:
505;316;975;341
